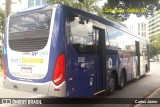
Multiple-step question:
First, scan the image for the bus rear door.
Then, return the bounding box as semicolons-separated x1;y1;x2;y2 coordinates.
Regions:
93;27;106;94
136;41;140;76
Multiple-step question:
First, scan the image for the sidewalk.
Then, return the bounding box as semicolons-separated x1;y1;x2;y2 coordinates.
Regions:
0;72;2;77
135;86;160;107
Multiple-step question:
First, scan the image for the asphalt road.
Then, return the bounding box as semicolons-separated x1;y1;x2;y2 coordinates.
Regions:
0;62;160;107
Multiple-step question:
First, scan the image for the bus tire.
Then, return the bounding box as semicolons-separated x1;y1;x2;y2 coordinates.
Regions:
118;71;125;90
108;73;116;95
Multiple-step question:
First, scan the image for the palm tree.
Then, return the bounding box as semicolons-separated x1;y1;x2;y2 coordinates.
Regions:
47;0;101;14
47;0;75;6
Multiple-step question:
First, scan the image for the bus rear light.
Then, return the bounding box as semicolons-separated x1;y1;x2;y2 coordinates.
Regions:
53;53;66;86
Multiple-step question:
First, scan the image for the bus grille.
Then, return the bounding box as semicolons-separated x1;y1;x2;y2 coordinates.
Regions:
9;37;48;52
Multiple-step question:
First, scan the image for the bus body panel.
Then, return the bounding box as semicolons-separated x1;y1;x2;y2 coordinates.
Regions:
3;4;150;97
3;4;67;97
4;77;66;97
5;6;53;83
4;5;66;82
66;44;95;97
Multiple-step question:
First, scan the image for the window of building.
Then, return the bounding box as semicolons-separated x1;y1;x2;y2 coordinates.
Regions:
144;23;146;31
28;0;34;7
141;23;144;31
35;0;41;5
42;0;47;4
143;32;146;37
138;23;140;31
28;0;47;7
141;32;143;37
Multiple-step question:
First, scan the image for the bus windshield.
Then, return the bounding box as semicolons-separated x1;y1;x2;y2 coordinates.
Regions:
8;10;52;52
9;10;52;33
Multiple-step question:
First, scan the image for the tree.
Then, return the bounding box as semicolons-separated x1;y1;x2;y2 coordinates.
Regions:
0;10;5;37
73;0;101;13
149;34;160;58
47;0;126;26
47;0;75;6
47;0;101;14
0;9;5;60
103;0;160;21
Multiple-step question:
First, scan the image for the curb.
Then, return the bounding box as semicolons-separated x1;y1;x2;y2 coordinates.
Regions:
134;86;160;107
146;86;160;98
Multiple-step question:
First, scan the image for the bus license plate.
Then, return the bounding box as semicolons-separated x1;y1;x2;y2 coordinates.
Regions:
21;67;32;73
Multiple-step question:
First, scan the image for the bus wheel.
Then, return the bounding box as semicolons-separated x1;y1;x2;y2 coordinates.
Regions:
108;73;116;95
118;71;125;90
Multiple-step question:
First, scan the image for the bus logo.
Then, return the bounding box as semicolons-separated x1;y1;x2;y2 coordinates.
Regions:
78;57;85;62
108;58;113;69
32;52;38;56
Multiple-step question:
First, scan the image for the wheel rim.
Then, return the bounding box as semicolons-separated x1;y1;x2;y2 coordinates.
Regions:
110;77;115;92
121;74;124;87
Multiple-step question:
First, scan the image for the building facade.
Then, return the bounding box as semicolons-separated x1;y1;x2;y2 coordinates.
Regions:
28;0;47;7
0;0;28;13
148;11;160;37
0;0;47;13
124;14;148;40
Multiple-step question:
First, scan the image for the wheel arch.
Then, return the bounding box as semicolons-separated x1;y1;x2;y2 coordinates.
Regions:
121;68;127;82
110;69;118;88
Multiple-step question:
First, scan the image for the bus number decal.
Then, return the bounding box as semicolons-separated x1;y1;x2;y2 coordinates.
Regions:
78;57;85;63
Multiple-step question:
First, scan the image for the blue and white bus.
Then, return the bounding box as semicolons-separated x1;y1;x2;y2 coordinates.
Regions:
3;4;150;97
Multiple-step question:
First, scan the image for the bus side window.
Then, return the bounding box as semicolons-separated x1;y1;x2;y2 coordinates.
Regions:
106;26;122;55
65;20;71;43
67;13;93;54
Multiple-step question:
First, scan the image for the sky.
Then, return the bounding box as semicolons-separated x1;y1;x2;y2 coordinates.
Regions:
0;0;28;12
0;0;147;35
97;0;107;7
0;0;107;11
0;0;146;16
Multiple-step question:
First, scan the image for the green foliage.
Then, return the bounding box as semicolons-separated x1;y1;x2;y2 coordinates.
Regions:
0;9;5;59
104;15;126;27
47;0;126;26
47;0;75;6
103;0;160;21
0;9;5;36
73;0;100;12
47;0;101;13
149;34;160;58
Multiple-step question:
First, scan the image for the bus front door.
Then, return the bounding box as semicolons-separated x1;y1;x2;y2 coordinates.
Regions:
93;27;106;93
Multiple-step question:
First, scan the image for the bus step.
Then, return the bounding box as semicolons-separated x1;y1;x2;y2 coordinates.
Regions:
94;90;106;95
